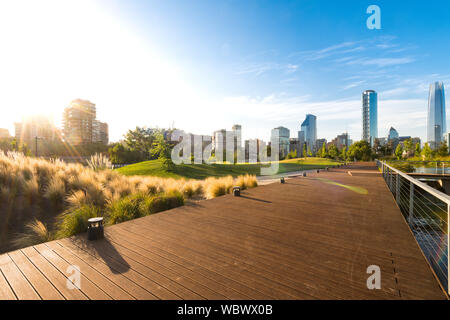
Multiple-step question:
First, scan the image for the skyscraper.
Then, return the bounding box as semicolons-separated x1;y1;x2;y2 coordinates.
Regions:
300;114;317;153
63;99;96;145
387;127;399;141
271;126;290;158
63;99;109;145
362;90;378;146
427;82;446;149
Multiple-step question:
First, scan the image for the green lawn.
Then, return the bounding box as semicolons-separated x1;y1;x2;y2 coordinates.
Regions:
116;157;343;179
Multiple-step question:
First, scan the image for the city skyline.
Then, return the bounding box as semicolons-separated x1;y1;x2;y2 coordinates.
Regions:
0;1;449;144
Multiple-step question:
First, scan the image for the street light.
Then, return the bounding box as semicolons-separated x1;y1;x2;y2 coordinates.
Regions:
35;136;44;157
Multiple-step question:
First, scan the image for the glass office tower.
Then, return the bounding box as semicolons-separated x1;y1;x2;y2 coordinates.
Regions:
300;114;317;153
427;82;446;149
362;90;378;146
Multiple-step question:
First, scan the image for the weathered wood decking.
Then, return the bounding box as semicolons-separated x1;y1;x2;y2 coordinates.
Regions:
0;162;446;300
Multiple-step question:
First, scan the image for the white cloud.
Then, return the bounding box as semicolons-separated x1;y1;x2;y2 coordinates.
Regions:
346;57;415;67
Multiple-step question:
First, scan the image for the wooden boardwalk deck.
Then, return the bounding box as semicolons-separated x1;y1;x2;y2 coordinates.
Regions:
0;162;446;300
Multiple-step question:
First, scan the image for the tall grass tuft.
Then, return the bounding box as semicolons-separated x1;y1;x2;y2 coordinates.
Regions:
12;219;54;249
87;153;112;171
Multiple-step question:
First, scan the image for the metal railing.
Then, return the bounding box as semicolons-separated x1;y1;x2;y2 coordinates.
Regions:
387;160;450;175
376;160;449;294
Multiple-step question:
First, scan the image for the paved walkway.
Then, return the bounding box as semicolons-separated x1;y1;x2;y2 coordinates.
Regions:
0;162;446;299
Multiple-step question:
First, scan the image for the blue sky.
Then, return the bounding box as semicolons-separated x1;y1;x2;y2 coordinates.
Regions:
1;0;449;143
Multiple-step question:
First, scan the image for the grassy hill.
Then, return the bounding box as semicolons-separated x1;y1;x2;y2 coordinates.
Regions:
117;157;342;179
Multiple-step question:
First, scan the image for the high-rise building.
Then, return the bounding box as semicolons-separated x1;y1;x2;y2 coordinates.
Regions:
231;124;242;149
300;114;317;152
315;138;327;152
427;82;446;149
93;121;109;145
387;127;399;141
297;131;305;156
329;133;350;150
362;90;378;146
244;138;263;162
212;129;226;154
63;99;96;145
63;99;108;145
271;126;290;158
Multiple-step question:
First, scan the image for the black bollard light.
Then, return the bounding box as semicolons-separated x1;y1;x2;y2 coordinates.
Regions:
87;217;104;241
280;177;285;184
233;186;241;197
303;172;306;177
326;167;329;171
317;169;320;173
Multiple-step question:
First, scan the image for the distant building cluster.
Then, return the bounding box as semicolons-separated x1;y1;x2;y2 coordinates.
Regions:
11;99;109;147
367;81;447;152
14;115;60;147
0;128;11;139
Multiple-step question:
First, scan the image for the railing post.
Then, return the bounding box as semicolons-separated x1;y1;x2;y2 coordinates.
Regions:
389;169;393;191
396;173;400;203
409;183;414;226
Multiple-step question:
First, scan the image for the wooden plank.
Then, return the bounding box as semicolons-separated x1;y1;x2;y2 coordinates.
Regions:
105;229;248;299
80;236;204;299
44;241;135;300
53;239;156;300
113;223;314;299
0;266;17;300
8;250;64;300
56;238;161;300
33;243;111;300
21;246;87;300
110;226;271;299
117;219;396;300
0;253;40;300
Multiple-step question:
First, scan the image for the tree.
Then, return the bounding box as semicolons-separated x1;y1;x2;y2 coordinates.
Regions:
124;126;155;159
414;143;421;157
394;144;403;160
403;138;413;156
421;142;432;160
286;149;297;159
328;145;339;159
347;140;372;161
108;143;144;164
302;143;307;158
319;143;327;158
340;146;347;161
437;141;449;157
307;146;312;157
372;138;381;156
151;132;174;171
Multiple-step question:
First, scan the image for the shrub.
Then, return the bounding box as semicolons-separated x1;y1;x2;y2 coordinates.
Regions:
146;191;184;214
106;193;151;224
57;205;100;238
